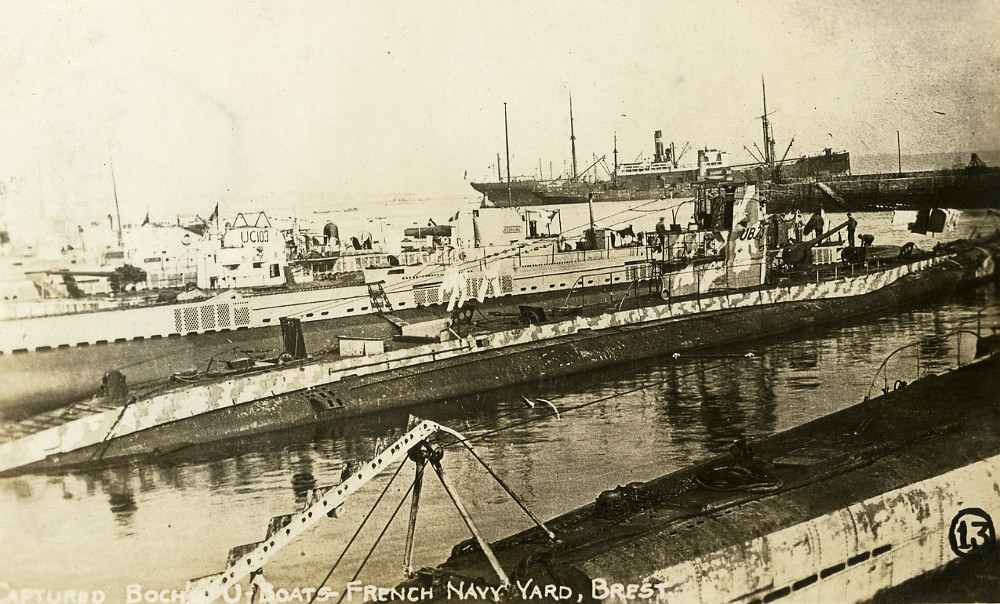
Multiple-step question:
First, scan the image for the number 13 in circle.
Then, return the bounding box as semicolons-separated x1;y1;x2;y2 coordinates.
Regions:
949;508;996;560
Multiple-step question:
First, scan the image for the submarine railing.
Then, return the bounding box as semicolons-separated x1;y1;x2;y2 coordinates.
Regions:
184;416;553;604
865;323;993;401
616;277;644;311
975;302;1000;335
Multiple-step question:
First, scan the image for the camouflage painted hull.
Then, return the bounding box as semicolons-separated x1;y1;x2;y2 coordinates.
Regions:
5;239;996;475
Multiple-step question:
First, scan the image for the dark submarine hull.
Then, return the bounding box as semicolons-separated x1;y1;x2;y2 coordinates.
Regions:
399;350;1000;603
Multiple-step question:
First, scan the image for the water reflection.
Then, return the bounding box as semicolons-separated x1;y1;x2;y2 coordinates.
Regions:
290;471;316;502
107;491;138;529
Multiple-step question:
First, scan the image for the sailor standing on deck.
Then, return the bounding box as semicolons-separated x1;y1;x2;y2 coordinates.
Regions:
655;217;667;245
847;213;858;247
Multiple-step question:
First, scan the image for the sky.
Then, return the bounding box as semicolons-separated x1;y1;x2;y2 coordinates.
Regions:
0;0;998;226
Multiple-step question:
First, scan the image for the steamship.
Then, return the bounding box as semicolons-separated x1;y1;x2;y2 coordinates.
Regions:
471;131;731;208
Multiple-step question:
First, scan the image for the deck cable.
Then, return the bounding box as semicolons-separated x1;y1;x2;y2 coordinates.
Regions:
301;358;738;598
308;359;737;589
295;323;995;594
430;359;734;450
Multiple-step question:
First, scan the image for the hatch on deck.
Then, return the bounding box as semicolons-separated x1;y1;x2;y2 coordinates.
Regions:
772;447;851;470
339;337;385;357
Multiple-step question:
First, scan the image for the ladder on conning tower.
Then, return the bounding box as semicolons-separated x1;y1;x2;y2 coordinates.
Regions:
367;282;393;315
184;416;555;604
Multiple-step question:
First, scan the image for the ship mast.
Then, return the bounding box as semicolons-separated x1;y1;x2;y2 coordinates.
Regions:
569;93;578;181
613;132;618;187
109;151;123;247
760;76;777;178
504;102;512;206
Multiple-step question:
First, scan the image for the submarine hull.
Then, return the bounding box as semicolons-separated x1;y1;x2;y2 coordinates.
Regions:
17;243;997;474
404;353;1000;604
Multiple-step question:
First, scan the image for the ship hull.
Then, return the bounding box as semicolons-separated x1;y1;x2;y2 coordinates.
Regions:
406;352;1000;603
472;156;1000;213
7;239;997;475
473;150;850;208
766;166;1000;213
474;178;699;208
470;181;541;206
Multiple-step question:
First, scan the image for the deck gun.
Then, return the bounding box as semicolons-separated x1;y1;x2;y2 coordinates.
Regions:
781;220;848;267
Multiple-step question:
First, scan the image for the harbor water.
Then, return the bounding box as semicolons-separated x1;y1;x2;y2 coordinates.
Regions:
2;200;999;602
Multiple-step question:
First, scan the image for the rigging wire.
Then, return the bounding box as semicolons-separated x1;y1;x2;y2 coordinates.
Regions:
335;478;417;604
308;458;408;604
431;358;734;450
301;356;737;591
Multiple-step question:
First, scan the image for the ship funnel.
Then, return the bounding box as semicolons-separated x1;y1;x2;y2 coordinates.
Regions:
323;222;340;246
654;130;665;163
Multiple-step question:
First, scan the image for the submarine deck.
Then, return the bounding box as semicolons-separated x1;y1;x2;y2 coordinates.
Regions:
407;351;1000;600
0;236;991;474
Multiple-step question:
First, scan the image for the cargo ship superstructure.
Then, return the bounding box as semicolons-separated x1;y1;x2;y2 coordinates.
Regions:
472;85;998;212
471;98;734;208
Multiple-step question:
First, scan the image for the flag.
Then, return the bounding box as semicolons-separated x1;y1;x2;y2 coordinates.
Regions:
142;210;150;226
208;203;219;224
